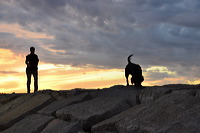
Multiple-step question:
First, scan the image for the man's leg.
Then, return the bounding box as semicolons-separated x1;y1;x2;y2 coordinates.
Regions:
33;70;38;93
26;70;31;93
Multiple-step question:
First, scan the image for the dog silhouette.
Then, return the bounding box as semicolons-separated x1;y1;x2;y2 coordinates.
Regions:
125;54;144;87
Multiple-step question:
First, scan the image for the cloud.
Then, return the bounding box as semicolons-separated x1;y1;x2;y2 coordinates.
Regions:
0;71;18;74
0;81;19;90
0;0;200;83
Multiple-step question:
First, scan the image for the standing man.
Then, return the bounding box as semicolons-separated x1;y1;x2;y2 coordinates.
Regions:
25;47;39;93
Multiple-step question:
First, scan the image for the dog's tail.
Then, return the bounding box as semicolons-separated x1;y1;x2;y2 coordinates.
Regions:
128;54;133;63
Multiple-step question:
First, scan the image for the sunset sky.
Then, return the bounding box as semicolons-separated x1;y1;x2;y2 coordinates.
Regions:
0;0;200;93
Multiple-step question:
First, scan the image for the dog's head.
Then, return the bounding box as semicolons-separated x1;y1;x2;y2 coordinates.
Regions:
131;76;144;84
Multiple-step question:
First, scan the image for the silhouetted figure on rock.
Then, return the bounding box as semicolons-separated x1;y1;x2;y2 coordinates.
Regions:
125;54;144;87
25;47;39;93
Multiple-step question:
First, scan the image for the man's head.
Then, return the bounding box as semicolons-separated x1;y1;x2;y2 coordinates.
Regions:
30;47;35;54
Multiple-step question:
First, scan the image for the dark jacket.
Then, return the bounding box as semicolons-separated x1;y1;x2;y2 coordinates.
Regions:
26;54;39;71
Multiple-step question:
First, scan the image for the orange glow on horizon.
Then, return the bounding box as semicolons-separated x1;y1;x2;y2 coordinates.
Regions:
0;48;199;94
0;48;126;93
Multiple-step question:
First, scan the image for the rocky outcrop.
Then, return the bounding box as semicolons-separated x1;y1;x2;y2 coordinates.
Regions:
0;94;34;116
139;84;199;104
37;93;92;116
41;119;83;133
0;94;19;105
0;94;53;131
0;84;199;133
2;114;54;133
92;88;200;133
90;85;140;106
56;97;130;131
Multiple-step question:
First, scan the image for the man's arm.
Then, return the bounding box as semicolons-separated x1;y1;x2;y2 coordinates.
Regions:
25;56;31;67
25;56;28;65
36;55;39;65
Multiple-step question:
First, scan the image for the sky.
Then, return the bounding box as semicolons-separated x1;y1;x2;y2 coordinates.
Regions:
0;0;200;93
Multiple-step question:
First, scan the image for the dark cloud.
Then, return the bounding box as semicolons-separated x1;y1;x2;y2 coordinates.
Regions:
0;32;33;54
0;0;200;80
0;71;18;74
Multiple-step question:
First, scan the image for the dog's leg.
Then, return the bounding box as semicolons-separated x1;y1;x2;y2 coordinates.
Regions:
126;78;129;86
125;72;129;86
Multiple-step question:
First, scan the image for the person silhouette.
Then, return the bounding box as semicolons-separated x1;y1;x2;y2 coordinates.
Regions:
25;47;39;93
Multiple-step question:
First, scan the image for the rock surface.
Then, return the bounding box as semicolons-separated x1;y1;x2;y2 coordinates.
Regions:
41;119;83;133
0;94;53;131
92;92;200;133
0;94;34;116
37;93;92;116
0;94;19;105
2;114;54;133
0;84;199;133
56;97;130;131
90;85;141;106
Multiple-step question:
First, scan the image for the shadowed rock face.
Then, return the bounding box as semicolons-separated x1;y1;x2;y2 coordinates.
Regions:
2;114;54;133
0;94;34;116
41;119;83;133
0;84;200;133
92;86;200;133
37;93;92;116
0;94;53;131
56;97;130;131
